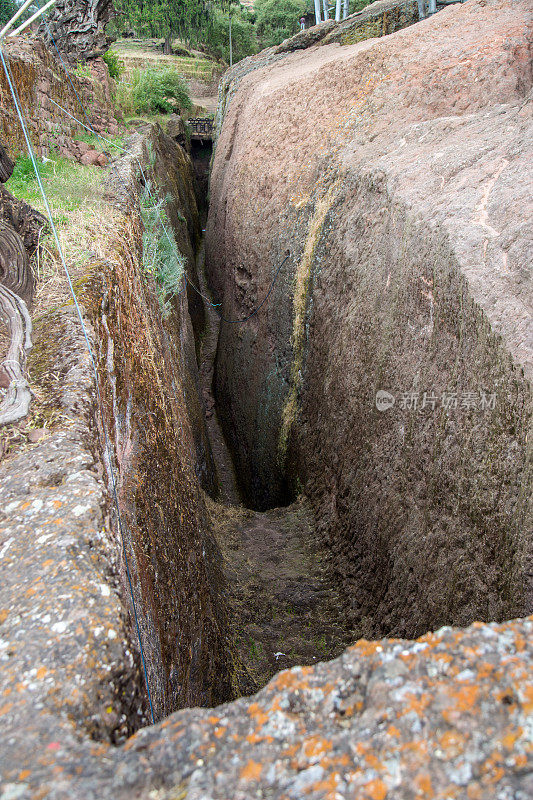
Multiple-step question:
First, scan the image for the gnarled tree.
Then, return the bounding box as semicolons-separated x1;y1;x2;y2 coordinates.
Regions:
39;0;116;61
0;148;44;426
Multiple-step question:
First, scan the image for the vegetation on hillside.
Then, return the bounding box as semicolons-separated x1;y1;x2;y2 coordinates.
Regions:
0;0;16;26
110;0;375;65
123;67;192;114
254;0;306;48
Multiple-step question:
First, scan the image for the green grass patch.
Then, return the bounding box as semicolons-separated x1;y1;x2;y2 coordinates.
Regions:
5;154;104;215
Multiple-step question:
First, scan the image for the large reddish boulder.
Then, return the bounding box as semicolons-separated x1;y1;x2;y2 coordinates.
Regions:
206;0;532;636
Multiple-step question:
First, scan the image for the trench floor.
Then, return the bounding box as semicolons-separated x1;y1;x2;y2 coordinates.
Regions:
196;242;350;689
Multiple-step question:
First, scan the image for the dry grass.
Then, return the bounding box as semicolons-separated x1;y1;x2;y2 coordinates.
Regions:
1;154;124;455
5;152;120;314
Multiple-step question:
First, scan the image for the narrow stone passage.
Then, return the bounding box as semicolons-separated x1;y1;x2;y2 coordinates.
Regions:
196;238;241;506
194;232;351;691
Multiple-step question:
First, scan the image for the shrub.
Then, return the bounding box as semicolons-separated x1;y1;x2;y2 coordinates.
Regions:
140;185;185;316
103;50;124;79
74;61;93;79
127;67;193;115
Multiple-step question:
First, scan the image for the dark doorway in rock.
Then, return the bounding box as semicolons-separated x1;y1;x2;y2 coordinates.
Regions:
190;140;212;214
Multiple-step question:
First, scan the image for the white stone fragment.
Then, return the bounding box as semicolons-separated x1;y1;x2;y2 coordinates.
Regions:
51;621;67;634
72;504;91;517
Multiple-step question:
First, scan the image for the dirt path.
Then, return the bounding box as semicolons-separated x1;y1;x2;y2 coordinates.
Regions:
207;498;350;688
196;244;350;689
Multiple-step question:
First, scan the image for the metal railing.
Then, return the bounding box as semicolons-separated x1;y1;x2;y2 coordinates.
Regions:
187;118;214;138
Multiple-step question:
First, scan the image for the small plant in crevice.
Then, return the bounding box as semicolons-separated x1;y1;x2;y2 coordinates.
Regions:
74;61;92;80
102;49;124;80
140;182;185;316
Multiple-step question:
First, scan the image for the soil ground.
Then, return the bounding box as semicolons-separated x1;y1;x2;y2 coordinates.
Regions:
196;239;351;689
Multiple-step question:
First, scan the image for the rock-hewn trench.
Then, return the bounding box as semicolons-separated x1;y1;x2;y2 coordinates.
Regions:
0;2;531;796
192;221;352;691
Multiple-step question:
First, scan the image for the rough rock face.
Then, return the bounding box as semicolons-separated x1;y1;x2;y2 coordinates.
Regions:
212;0;420;145
39;0;115;62
87;124;234;718
206;0;532;638
0;122;235;785
0;310;145;754
275;0;419;54
0;3;532;797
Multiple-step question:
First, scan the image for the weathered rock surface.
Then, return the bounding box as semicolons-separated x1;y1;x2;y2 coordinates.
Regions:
0;184;46;256
0;124;235;791
91;125;235;718
0;305;146;775
212;0;420;148
207;0;532;637
1;3;532;798
275;0;419;54
1;616;532;798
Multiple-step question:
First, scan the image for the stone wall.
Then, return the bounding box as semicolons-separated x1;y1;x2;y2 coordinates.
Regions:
0;38;120;160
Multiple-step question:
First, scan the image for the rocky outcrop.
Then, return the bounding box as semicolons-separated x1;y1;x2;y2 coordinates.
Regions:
212;0;420;149
275;0;419;54
206;0;532;637
1;616;531;798
39;0;115;62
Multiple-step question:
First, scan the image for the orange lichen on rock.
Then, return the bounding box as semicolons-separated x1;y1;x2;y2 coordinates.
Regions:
239;759;263;781
363;778;389;800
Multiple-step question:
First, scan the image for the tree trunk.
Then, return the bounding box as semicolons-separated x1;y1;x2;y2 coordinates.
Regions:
163;35;172;55
229;10;233;68
314;0;322;24
0;283;32;427
0;143;14;184
0;184;46;259
0;220;33;426
38;0;115;61
0;175;43;426
0;220;35;306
